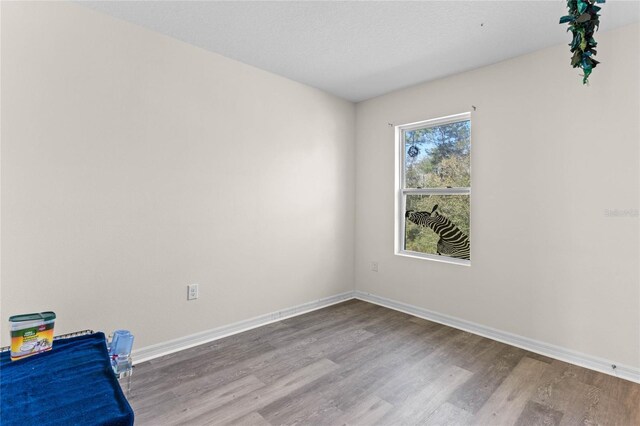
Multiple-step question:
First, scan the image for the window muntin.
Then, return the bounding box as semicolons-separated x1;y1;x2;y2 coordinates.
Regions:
396;113;471;265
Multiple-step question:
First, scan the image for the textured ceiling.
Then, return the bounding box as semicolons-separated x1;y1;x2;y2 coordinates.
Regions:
81;1;640;102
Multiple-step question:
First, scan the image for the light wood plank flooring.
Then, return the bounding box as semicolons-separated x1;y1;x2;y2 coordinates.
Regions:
128;300;640;425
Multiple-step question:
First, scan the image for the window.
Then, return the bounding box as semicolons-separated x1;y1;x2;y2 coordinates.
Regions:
395;112;471;265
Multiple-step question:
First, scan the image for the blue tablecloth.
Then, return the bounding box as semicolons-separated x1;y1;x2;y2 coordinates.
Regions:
0;332;134;426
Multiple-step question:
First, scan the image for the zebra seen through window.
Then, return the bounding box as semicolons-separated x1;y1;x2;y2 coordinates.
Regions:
405;204;470;260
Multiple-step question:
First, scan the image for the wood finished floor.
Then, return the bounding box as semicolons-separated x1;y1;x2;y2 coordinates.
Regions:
128;300;640;425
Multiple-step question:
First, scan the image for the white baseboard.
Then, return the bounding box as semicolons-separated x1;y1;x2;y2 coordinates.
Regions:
132;291;354;364
354;290;640;384
132;288;639;384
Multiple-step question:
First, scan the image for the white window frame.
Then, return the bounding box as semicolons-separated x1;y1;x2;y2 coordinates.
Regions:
394;112;471;266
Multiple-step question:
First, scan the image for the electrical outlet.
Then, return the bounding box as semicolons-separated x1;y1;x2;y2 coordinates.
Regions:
187;283;199;300
371;262;378;272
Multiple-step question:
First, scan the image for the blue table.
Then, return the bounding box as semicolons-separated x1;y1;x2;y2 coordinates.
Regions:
0;332;134;426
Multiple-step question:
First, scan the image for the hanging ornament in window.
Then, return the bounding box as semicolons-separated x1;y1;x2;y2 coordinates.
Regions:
408;145;419;158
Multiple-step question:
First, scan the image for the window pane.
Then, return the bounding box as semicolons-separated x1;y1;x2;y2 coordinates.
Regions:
404;120;470;189
404;194;470;260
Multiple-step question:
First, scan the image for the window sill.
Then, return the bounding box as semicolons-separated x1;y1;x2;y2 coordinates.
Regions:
395;250;471;267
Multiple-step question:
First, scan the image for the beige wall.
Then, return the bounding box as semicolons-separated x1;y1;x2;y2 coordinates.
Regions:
1;2;355;348
355;23;640;368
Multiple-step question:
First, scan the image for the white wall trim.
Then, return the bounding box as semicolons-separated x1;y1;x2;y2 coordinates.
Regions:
133;289;639;384
132;291;354;364
354;290;640;384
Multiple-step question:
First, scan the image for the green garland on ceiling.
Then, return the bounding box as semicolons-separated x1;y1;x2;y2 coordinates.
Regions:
559;0;605;84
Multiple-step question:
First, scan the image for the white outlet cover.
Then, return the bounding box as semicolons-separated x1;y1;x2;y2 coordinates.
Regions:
187;283;199;300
